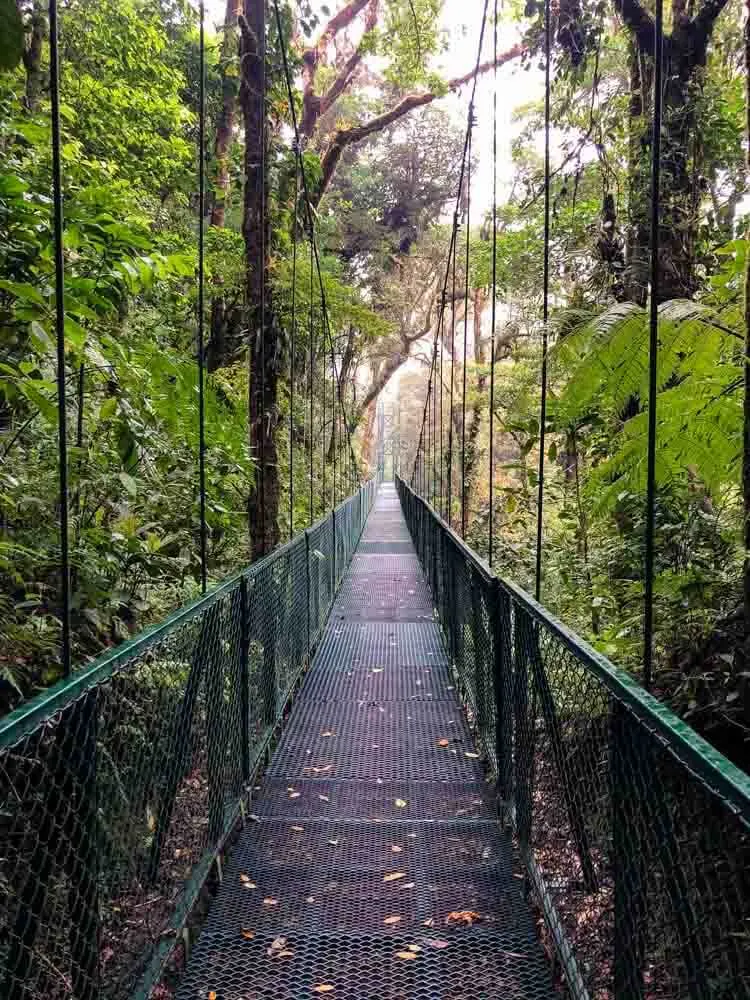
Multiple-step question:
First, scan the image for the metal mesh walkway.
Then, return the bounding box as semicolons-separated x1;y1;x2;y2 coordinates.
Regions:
177;484;555;999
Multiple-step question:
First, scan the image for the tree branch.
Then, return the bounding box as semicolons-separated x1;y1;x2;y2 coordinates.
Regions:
300;0;374;135
612;0;657;55
315;43;524;204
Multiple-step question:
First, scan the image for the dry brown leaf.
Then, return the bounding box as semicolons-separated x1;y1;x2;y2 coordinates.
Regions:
437;739;450;748
395;951;418;961
427;939;449;949
263;897;279;906
291;825;304;832
371;668;384;674
318;794;330;802
445;910;482;926
383;915;402;925
321;731;336;738
422;918;435;928
400;882;416;889
328;839;339;847
383;872;406;882
464;752;480;759
240;928;255;940
312;986;335;993
391;845;403;853
394;798;407;808
407;944;422;953
209;992;217;1000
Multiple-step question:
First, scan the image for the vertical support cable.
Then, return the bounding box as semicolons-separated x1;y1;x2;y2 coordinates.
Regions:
534;0;551;603
488;0;498;566
439;289;444;515
50;0;71;675
461;115;473;538
321;338;327;506
447;219;458;527
198;0;208;592
644;0;664;691
258;0;267;552
289;153;299;539
308;238;315;525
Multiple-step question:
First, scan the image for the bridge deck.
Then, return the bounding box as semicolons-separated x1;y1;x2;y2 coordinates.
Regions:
177;484;555;999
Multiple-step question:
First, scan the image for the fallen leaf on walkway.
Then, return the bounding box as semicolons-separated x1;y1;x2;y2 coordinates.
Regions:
427;939;449;949
438;739;450;747
395;951;418;961
422;918;435;927
383;872;406;882
445;910;482;926
289;791;301;799
328;839;339;847
209;992;217;999
391;845;403;853
313;985;335;993
321;731;336;737
407;944;421;953
383;915;402;925
240;928;255;940
263;898;279;906
239;874;257;888
394;798;407;808
267;936;287;956
464;752;480;759
291;825;304;832
372;668;384;673
400;882;416;889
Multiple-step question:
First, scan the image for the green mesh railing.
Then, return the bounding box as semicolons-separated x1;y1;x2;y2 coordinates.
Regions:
0;480;376;1000
397;476;750;1000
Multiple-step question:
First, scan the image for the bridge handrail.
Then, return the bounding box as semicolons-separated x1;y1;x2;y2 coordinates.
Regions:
0;480;376;1000
396;474;750;1000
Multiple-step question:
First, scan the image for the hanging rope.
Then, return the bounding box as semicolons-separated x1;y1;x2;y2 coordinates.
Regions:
411;0;489;514
644;0;664;691
534;0;551;603
308;237;315;525
460;111;474;538
447;219;458;523
50;0;71;675
488;0;498;566
438;284;445;515
289;148;298;540
197;0;208;592
271;0;362;494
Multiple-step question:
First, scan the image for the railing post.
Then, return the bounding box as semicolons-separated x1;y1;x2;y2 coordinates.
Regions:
470;569;488;741
611;700;647;1000
239;575;250;784
260;564;278;727
206;608;225;842
513;606;533;857
67;691;99;1000
332;508;337;592
491;581;513;818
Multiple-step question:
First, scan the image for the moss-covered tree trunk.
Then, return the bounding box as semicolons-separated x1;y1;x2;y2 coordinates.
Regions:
241;0;280;558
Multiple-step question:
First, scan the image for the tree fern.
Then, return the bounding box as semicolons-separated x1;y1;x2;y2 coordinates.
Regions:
550;296;742;509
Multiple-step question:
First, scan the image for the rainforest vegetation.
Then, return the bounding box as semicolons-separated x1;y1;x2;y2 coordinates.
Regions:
0;0;748;766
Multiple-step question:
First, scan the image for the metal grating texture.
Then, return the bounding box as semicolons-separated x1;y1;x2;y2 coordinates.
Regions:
396;475;750;1000
176;484;556;1000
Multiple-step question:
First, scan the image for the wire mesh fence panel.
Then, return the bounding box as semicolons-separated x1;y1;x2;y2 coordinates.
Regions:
396;475;750;1000
0;482;374;1000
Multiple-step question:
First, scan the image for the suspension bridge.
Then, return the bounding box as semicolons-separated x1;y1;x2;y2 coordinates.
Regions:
1;0;749;996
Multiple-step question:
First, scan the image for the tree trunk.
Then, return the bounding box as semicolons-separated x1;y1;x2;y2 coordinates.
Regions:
241;0;280;559
212;0;242;228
